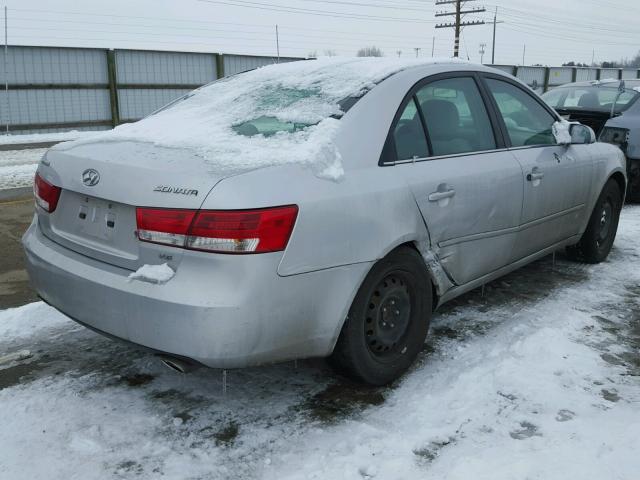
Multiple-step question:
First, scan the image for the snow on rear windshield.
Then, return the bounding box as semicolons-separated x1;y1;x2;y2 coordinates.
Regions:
57;57;460;180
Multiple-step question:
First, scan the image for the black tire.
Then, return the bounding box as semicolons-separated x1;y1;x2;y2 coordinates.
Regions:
566;179;622;263
329;246;432;386
626;159;640;203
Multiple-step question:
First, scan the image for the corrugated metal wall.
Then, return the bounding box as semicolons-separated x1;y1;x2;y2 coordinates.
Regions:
1;46;304;134
600;68;621;80
515;66;546;93
115;50;217;85
2;46;640;135
0;46;112;133
115;50;218;122
223;54;298;76
575;68;599;82
548;67;573;87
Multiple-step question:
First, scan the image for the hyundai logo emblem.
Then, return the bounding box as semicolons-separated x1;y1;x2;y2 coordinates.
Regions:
82;169;100;187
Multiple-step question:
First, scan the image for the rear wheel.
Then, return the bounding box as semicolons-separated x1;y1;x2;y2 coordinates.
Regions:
566;179;622;263
329;247;432;386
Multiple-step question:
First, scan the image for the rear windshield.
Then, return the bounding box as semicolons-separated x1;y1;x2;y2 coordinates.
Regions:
542;85;640;113
230;85;362;137
233;116;315;137
153;71;366;138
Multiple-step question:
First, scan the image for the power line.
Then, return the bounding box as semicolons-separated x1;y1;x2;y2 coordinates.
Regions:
197;0;436;23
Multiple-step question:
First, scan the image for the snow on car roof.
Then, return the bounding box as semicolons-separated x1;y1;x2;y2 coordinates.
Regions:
56;57;463;181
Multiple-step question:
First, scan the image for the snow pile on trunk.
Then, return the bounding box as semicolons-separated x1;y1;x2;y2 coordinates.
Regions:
55;57;461;181
127;263;175;284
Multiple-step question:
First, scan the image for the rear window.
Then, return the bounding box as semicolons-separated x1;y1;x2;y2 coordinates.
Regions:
233;116;315;137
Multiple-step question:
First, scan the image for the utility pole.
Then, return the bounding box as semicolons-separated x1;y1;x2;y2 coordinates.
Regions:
431;36;435;57
479;42;486;64
4;6;8;134
275;24;280;63
522;44;526;66
435;0;485;58
414;47;421;58
397;50;402;58
491;7;504;65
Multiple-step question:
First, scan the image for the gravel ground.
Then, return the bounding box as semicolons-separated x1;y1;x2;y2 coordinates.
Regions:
0;207;639;480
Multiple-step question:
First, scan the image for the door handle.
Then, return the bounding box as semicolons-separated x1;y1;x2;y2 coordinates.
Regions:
526;170;544;182
428;187;456;202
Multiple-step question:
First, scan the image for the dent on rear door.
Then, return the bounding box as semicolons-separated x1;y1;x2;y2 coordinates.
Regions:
402;151;523;286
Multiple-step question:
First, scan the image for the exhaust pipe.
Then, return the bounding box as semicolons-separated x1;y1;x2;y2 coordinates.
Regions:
158;355;199;374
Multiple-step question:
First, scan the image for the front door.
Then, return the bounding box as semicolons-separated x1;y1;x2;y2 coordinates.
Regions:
390;75;523;286
482;76;593;261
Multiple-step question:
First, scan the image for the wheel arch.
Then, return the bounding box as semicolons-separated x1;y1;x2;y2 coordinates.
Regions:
609;170;627;201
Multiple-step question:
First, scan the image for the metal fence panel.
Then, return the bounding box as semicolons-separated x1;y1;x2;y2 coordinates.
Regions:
115;50;217;85
8;125;112;135
222;55;301;76
488;65;516;76
600;68;620;80
0;46;107;84
10;45;639;134
118;88;193;121
516;66;545;91
548;67;573;86
575;68;598;82
0;88;111;127
223;54;278;76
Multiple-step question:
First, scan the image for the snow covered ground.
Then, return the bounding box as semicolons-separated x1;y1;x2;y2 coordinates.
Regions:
0;131;106;190
0;131;101;146
0;148;46;190
1;207;639;480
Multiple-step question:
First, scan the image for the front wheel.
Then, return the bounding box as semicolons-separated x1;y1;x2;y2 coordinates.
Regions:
566;179;622;263
329;247;432;386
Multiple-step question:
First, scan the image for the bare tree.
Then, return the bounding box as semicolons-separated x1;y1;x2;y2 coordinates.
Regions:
307;51;318;59
357;46;384;57
323;49;337;57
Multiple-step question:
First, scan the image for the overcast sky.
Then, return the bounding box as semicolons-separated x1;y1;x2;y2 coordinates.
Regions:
2;0;639;66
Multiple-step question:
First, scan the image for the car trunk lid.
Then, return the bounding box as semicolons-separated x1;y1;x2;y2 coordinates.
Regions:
36;141;227;271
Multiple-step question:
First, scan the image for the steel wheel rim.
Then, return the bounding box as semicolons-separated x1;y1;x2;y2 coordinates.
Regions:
596;198;614;248
364;272;412;359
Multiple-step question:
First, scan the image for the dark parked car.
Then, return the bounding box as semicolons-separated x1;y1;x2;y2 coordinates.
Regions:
542;79;640;201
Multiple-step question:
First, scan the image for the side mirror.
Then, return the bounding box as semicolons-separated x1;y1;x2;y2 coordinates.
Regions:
569;123;596;145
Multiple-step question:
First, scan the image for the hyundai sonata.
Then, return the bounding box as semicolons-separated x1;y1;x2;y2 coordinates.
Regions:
23;58;626;385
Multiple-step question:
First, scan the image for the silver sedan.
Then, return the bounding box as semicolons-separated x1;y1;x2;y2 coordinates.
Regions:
23;59;626;385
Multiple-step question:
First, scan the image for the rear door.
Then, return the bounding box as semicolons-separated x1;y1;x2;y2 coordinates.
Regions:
389;73;524;286
481;75;593;261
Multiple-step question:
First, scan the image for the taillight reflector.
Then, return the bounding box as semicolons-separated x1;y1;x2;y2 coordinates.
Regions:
135;205;298;254
34;172;62;213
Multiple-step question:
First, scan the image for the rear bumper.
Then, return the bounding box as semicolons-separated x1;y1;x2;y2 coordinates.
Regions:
22;218;371;368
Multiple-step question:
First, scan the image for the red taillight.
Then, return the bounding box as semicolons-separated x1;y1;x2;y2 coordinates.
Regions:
34;172;62;213
135;205;298;254
136;208;196;247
